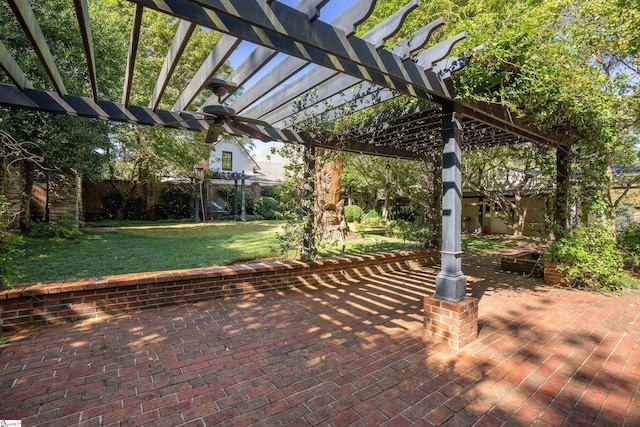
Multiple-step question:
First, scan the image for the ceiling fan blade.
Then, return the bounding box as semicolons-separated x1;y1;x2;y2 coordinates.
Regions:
235;115;269;127
205;122;222;143
231;120;272;142
158;110;206;126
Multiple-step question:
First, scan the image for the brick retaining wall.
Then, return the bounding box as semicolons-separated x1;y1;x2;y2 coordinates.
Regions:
500;252;544;278
544;262;567;286
0;249;438;331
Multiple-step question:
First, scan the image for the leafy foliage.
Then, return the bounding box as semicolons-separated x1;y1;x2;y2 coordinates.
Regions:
259;185;284;203
362;209;383;227
547;224;633;292
343;205;362;223
161;186;193;219
254;197;281;220
25;215;84;239
102;191;146;220
617;222;640;269
0;197;24;288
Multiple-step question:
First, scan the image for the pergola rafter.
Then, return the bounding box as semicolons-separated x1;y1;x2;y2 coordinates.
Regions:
0;0;564;319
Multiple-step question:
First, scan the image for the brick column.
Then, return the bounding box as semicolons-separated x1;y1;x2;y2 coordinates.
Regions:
424;296;478;350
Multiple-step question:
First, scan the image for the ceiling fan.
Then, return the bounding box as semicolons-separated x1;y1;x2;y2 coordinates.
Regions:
175;78;272;143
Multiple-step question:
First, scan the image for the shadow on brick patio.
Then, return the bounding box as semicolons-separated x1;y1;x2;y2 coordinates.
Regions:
1;253;639;426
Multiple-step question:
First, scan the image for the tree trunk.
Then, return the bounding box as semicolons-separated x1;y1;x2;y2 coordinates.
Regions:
512;191;525;236
21;161;35;228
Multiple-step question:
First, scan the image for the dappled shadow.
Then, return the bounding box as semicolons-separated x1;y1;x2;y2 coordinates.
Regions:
1;256;639;425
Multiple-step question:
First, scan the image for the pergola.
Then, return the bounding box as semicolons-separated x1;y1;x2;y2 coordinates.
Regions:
1;0;563;345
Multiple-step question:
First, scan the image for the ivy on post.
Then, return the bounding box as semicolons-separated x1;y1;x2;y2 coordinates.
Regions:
300;141;316;261
555;143;572;238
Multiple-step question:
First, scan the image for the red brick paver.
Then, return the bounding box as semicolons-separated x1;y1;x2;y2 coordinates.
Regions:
1;251;639;426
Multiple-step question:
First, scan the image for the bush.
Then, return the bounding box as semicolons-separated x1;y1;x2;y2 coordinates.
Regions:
126;193;147;220
385;219;412;239
161;186;193;219
617;221;640;269
361;209;382;226
102;191;146;220
259;185;284;202
102;191;122;219
0;196;24;288
344;205;362;223
547;223;632;292
25;215;85;239
254;196;281;220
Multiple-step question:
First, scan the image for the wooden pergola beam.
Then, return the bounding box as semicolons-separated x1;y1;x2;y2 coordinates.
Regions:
122;4;143;106
0;40;31;90
8;0;67;96
171;34;240;111
261;19;450;125
203;0;339;107
133;0;452;104
149;19;196;110
224;0;376;111
73;0;99;102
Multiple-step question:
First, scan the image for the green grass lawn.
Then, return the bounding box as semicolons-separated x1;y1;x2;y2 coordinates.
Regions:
14;221;516;284
15;221;422;284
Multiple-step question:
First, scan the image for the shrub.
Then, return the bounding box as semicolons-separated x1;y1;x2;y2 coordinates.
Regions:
0;196;24;288
361;209;382;226
102;191;146;220
102;191;123;219
25;214;84;239
254;196;281;220
161;186;193;219
260;185;284;202
617;221;640;270
126;193;147;220
385;219;412;239
344;205;362;223
547;223;632;292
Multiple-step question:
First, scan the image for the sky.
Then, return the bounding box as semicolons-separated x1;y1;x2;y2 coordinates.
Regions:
227;0;358;153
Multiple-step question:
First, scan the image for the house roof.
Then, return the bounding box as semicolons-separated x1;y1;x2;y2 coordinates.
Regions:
0;0;561;160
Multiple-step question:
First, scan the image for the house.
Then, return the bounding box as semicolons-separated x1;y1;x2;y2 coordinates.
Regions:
208;137;287;185
461;168;549;236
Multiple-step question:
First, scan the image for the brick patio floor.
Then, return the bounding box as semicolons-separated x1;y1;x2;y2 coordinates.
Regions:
1;250;640;426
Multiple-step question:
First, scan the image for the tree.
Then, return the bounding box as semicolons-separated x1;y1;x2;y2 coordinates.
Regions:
95;0;230;218
0;0;114;224
0;0;229;221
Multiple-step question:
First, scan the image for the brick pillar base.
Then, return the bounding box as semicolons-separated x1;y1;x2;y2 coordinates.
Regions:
424;296;479;350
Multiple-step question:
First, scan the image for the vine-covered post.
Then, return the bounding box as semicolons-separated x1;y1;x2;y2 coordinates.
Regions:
555;144;571;237
300;141;316;261
435;102;467;302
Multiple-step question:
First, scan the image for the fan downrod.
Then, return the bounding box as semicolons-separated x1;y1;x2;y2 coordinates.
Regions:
206;78;237;102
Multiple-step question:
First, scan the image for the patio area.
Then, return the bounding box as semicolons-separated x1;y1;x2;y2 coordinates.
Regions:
1;248;639;426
